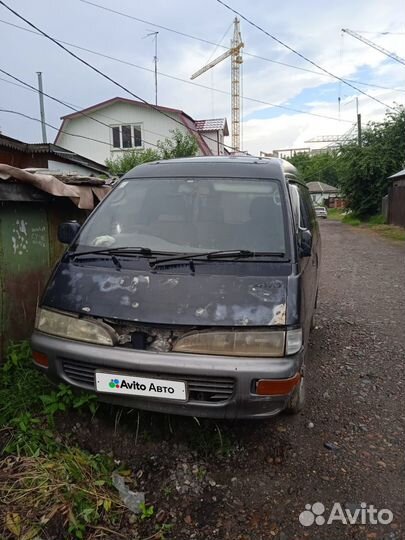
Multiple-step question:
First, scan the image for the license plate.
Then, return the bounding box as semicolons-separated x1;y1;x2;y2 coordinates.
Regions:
95;372;187;401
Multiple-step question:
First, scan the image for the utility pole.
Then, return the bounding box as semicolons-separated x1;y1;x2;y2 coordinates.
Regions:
145;31;159;105
36;72;47;143
356;97;362;147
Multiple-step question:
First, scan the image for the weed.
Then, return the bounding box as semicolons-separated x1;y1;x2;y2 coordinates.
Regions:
40;384;98;424
162;485;173;497
326;208;344;221
342;214;361;226
369;224;405;241
337;212;405;241
4;412;57;456
368;214;386;225
155;522;174;539
0;344;126;538
139;502;155;520
196;466;207;481
0;448;124;539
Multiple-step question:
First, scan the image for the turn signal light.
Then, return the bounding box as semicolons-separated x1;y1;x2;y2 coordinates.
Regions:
32;351;49;368
256;373;301;396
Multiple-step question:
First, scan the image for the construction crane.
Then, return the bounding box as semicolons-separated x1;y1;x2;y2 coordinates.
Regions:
342;28;405;67
191;18;243;151
305;124;358;149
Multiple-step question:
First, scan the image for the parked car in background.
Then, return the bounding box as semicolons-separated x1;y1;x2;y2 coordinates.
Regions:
31;156;321;419
315;206;328;219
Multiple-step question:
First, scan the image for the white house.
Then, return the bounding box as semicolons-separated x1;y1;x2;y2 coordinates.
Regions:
306;181;340;205
55;97;229;166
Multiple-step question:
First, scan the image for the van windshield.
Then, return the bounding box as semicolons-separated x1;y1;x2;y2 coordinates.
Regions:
76;177;286;254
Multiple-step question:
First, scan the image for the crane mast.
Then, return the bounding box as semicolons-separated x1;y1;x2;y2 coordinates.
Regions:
342;28;405;66
231;18;243;151
191;18;244;151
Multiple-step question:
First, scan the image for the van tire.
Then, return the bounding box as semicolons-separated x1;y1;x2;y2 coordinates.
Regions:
285;374;305;414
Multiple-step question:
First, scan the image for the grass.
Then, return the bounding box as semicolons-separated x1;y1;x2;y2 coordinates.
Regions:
326;208;345;221
0;343;130;539
0;342;238;539
326;209;405;241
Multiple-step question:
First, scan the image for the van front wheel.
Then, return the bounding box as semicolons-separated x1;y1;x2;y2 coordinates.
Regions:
285;374;305;414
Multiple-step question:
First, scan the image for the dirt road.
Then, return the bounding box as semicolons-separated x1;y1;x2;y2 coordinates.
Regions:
65;220;405;540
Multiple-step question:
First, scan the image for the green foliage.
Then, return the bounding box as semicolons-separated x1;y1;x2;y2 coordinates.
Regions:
4;412;57;456
342;214;361;226
289;108;405;218
0;343;124;538
139;502;155;520
157;128;199;160
105;147;161;176
368;214;386;225
40;384;98;423
105;128;199;175
338;107;405;217
289;151;341;185
0;342;51;427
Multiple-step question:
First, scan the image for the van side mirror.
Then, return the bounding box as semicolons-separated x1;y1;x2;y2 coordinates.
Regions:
58;221;81;244
299;228;312;257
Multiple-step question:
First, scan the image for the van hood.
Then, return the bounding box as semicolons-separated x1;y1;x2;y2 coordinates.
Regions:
42;261;295;327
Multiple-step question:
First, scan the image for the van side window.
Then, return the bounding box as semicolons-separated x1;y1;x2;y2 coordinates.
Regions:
289;184;300;231
298;185;315;231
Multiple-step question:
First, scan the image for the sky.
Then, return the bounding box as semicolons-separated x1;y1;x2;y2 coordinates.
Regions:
0;0;404;156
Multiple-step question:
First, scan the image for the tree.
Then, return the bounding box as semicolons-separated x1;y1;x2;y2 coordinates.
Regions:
288;107;405;217
105;148;161;176
338;107;405;217
157;128;199;160
105;129;199;175
288;151;341;186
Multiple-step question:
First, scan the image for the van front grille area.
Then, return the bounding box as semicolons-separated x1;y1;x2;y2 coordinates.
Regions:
61;359;235;403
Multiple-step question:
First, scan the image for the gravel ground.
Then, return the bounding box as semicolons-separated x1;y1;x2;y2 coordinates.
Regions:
59;220;405;540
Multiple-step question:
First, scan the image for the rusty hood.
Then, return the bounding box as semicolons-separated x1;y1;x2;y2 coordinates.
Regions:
41;260;296;327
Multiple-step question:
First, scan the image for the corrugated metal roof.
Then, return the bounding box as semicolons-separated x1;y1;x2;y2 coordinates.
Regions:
195;118;229;135
0;134;107;173
307;181;339;193
388;169;405;179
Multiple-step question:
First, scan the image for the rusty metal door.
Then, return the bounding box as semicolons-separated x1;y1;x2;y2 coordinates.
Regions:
0;202;50;359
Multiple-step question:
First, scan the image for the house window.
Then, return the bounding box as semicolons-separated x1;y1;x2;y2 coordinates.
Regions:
111;124;143;149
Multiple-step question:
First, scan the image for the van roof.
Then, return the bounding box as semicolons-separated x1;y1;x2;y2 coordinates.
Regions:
124;155;301;181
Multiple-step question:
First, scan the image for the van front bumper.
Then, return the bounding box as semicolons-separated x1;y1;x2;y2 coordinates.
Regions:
31;331;305;420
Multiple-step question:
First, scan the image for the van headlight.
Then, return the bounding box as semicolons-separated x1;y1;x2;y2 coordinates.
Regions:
173;328;302;357
35;308;116;346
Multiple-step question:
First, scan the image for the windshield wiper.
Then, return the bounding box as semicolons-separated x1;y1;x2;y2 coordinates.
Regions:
66;246;155;270
66;246;153;259
150;250;285;268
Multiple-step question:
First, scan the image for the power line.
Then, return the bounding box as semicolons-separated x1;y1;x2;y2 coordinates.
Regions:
0;19;354;124
72;2;405;93
0;108;115;147
0;1;239;152
0;68;228;144
0;67;165;148
215;0;396;111
1;18;403;95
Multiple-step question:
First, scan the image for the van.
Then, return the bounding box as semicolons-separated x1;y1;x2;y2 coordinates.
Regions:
31;156;320;419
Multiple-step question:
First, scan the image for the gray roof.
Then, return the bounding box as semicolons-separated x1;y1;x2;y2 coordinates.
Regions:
388;169;405;179
307;181;339;193
124;155;288;180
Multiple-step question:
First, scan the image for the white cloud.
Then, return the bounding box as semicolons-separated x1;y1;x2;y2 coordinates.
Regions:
0;0;404;155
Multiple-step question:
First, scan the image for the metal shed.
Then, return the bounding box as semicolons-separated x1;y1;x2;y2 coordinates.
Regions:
387;169;405;228
0;165;112;360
